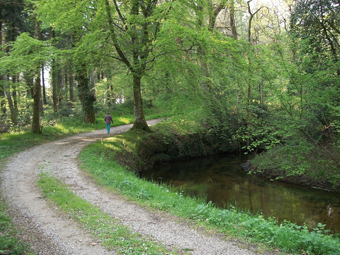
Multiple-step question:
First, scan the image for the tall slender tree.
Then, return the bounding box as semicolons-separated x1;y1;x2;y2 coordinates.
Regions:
32;13;42;133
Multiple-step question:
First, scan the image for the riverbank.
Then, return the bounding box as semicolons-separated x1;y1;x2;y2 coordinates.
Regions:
80;119;340;254
248;141;340;193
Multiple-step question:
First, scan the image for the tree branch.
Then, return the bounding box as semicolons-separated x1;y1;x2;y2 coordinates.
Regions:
113;0;126;26
104;0;131;69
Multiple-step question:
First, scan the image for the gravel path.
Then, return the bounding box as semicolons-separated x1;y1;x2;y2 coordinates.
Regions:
2;120;258;255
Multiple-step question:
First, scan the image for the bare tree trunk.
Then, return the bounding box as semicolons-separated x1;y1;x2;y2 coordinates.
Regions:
0;76;6;117
32;70;41;133
69;59;74;102
39;72;44;116
11;75;18;113
64;65;68;101
42;65;47;104
131;74;151;131
58;65;63;103
52;58;58;112
0;16;6;117
32;16;41;133
107;82;111;106
3;74;16;124
6;91;16;125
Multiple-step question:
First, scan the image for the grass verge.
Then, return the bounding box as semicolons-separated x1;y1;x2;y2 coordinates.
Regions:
38;173;183;255
79;128;340;255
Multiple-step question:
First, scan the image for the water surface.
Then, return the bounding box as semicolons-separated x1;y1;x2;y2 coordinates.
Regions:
140;154;340;233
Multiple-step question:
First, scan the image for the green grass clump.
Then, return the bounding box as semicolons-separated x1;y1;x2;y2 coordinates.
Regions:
0;200;30;254
38;173;183;255
79;126;340;255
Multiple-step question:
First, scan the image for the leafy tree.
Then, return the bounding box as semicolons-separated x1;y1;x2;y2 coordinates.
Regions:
291;0;340;70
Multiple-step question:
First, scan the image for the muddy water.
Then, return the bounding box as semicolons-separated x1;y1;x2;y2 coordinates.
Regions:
140;154;340;233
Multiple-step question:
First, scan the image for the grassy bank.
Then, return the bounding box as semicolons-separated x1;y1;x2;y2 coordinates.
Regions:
79;120;340;255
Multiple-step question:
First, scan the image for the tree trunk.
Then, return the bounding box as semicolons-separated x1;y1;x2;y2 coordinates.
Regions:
196;5;211;93
32;70;41;133
32;16;41;133
5;91;16;125
0;75;6;117
42;65;47;104
58;65;63;103
69;59;74;102
39;72;44;116
107;82;111;106
229;0;238;40
64;66;68;101
12;75;18;113
0;16;6;117
25;73;34;98
77;64;96;124
131;74;151;132
52;58;58;112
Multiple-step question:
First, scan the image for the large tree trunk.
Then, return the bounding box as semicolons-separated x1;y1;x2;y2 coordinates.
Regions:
77;64;96;124
131;74;151;132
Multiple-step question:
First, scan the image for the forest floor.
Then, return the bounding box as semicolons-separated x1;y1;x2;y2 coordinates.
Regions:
1;120;264;255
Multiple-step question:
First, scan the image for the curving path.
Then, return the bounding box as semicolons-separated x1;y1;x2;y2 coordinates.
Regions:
2;120;257;255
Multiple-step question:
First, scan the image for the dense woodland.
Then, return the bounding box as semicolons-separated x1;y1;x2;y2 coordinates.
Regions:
0;0;339;186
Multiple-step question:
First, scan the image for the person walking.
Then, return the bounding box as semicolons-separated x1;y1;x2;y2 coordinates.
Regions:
104;112;113;133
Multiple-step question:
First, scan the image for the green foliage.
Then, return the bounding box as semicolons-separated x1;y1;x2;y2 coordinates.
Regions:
1;32;55;75
251;135;340;187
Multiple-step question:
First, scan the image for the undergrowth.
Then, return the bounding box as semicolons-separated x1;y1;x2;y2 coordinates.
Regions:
250;137;340;189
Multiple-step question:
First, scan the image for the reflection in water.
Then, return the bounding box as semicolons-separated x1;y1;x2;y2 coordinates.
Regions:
140;154;340;233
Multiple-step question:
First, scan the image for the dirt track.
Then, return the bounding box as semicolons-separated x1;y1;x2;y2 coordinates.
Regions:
2;120;258;255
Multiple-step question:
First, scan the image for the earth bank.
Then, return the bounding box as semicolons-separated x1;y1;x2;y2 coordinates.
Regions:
116;127;340;193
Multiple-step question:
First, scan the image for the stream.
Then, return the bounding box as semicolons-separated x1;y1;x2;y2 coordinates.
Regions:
140;154;340;233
